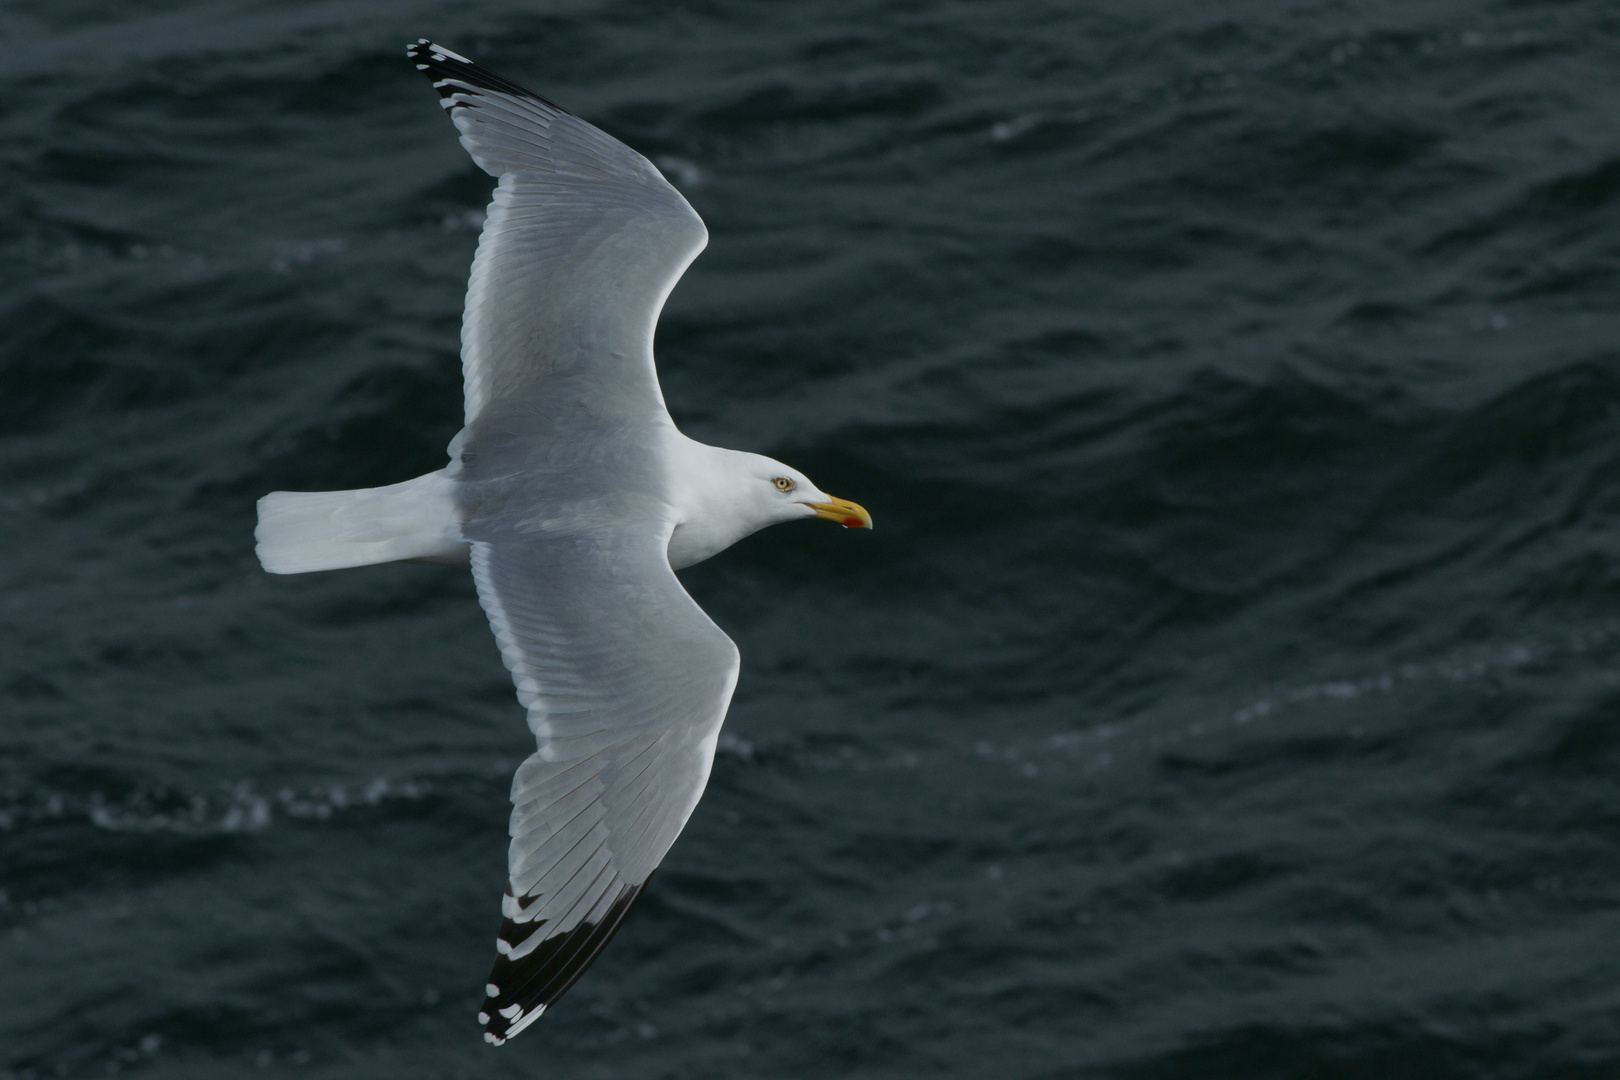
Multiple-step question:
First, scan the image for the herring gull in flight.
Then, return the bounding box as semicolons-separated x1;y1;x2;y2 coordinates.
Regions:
254;40;871;1045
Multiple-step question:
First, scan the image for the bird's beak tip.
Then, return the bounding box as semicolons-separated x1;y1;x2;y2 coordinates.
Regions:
804;496;872;530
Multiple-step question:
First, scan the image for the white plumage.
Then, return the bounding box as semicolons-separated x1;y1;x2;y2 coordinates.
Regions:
254;40;870;1045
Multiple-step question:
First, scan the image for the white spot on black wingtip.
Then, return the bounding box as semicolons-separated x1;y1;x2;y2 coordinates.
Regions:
477;1012;490;1024
407;38;473;64
484;1032;502;1045
506;1004;547;1038
476;879;647;1045
496;937;512;955
405;39;571;115
485;983;500;996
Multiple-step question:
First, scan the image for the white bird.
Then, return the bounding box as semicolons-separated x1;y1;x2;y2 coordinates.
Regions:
254;40;871;1046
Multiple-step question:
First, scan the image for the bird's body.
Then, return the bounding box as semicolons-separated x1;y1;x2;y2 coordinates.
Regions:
255;41;869;1046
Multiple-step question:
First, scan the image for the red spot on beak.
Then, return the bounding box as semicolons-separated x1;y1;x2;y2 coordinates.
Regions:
842;517;864;528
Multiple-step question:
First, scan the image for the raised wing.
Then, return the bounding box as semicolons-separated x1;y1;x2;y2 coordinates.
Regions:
467;526;740;1044
408;40;707;431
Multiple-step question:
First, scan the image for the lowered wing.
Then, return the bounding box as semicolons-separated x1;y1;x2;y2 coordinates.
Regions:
467;527;739;1044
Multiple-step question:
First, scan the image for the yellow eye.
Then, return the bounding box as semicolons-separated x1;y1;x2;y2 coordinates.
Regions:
773;477;795;492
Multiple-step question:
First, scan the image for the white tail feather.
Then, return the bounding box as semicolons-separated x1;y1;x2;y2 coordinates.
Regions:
255;471;468;574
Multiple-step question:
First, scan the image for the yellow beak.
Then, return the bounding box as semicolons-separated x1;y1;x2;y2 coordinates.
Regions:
803;496;873;530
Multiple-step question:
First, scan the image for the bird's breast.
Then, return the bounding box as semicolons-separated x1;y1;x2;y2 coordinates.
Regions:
666;518;729;571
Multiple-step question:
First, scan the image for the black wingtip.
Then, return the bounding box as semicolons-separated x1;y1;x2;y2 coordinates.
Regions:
479;879;647;1045
405;39;570;115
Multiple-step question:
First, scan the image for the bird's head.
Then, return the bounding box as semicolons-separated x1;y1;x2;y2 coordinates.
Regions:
744;457;873;532
665;444;872;571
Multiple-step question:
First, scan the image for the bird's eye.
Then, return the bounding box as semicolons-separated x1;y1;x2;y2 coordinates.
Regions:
773;477;795;492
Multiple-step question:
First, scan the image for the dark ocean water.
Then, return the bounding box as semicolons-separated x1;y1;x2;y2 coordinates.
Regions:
5;1;1620;1076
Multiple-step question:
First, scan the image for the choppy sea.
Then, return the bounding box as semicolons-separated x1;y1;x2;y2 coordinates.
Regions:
5;1;1620;1077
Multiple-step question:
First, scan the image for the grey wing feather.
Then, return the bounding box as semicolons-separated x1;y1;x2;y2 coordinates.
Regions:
408;41;707;430
467;529;739;1043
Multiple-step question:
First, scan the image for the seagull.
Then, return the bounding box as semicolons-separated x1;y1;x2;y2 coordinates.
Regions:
254;40;871;1045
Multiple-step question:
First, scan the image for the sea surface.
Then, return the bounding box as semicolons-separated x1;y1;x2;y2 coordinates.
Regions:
4;1;1620;1077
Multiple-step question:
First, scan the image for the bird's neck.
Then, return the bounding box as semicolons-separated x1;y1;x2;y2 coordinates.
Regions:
663;436;770;571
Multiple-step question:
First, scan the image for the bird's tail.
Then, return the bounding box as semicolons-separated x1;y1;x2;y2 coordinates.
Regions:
255;471;468;574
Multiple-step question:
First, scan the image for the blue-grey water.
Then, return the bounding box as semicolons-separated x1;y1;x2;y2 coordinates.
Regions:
5;2;1620;1077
